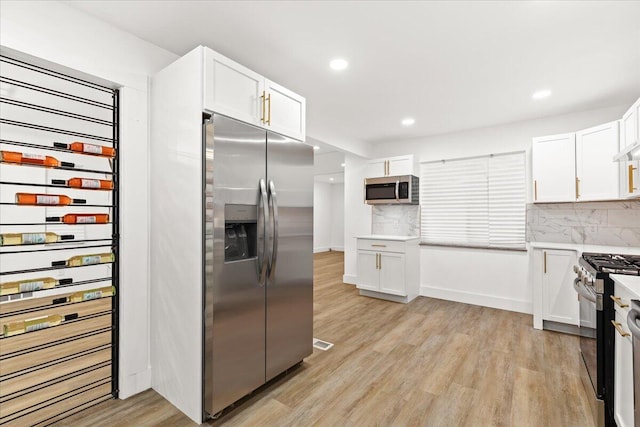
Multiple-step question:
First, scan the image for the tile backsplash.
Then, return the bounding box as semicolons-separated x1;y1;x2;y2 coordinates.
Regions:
527;200;640;246
371;205;420;237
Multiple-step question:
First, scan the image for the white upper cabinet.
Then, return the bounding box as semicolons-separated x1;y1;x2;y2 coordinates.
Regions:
203;49;264;127
264;79;306;141
620;97;639;149
532;133;576;202
575;121;620;201
203;48;305;141
365;155;416;178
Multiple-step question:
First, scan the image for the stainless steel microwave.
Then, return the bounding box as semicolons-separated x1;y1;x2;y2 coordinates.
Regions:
364;175;419;205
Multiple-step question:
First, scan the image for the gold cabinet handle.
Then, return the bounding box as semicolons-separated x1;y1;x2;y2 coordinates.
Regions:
266;93;272;125
629;164;637;194
543;251;547;274
575;177;580;199
371;244;387;247
376;253;380;270
534;180;538;201
611;320;630;337
379;253;382;269
610;295;629;308
260;91;266;124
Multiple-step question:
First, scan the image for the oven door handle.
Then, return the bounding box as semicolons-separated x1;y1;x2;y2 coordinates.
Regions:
573;278;596;303
627;307;640;339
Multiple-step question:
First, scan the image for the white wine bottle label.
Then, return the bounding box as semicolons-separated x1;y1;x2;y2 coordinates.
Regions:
26;319;50;332
81;255;101;265
80;179;101;188
82;290;103;301
76;216;97;224
19;280;44;292
83;144;102;154
36;195;60;205
22;153;46;160
22;233;46;244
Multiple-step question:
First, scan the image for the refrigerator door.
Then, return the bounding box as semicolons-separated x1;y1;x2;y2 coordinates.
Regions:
204;115;267;416
265;131;313;381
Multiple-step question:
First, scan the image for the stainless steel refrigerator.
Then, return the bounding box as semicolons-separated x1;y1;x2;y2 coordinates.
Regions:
203;114;313;417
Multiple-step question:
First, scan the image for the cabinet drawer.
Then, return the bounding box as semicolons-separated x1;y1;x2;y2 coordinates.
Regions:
0;364;111;418
357;239;407;253
1;325;111;377
612;283;635;317
0;346;111;397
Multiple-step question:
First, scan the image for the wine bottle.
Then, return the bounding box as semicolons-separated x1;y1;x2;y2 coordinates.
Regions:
0;150;75;168
52;178;113;190
0;277;72;296
67;286;115;303
52;252;114;267
0;232;74;246
15;193;86;206
3;313;78;337
46;213;110;224
54;142;115;158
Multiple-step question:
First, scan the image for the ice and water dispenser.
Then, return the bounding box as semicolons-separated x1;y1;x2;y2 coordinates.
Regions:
224;204;257;262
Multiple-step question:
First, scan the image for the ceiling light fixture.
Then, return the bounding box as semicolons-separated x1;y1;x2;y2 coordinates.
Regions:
313;146;320;150
340;163;346;167
532;89;552;100
329;58;348;71
401;118;415;126
329;177;334;181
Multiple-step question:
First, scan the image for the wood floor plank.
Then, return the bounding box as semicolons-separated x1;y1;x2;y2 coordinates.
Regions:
55;251;594;427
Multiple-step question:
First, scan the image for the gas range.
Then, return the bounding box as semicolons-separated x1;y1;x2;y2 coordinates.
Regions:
580;252;640;276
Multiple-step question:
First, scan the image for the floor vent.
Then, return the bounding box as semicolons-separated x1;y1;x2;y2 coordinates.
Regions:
312;338;334;351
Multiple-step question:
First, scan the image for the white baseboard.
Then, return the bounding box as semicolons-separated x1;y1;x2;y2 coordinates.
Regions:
314;246;331;253
330;246;344;252
343;274;357;285
119;367;152;399
420;284;532;314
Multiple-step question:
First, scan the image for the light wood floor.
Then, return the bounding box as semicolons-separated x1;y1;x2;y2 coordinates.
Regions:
58;251;594;427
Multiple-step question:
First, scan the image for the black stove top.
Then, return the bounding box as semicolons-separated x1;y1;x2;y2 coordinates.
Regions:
581;252;640;276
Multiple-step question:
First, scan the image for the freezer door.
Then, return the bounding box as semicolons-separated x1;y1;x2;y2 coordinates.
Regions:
266;131;313;381
204;115;267;416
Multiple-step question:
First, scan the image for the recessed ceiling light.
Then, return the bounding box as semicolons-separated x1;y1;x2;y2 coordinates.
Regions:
329;58;348;71
532;89;551;100
401;118;415;126
313;145;320;150
340;163;346;167
329;177;335;181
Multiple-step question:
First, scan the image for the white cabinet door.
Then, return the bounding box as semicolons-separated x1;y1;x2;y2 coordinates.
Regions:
365;160;387;178
356;251;379;291
532;133;576;202
388;156;413;176
621;98;639;149
614;309;634;427
265;79;306;141
379;252;406;296
576;121;620;201
622;160;640;198
203;49;264;126
541;249;579;326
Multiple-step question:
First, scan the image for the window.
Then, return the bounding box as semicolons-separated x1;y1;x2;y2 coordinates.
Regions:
420;151;526;250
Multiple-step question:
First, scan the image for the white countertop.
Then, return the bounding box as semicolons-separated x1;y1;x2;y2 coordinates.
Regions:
611;274;640;299
356;234;420;241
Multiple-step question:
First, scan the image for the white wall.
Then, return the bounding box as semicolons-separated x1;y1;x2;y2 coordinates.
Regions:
343;153;372;284
0;0;178;398
313;181;345;252
364;104;629;312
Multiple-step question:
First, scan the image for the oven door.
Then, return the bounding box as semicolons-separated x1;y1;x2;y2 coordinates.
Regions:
575;278;605;426
628;301;640;427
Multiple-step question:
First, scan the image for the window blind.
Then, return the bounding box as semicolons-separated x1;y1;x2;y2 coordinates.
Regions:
420;151;526;250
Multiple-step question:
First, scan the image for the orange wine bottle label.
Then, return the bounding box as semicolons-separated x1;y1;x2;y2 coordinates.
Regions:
82;144;103;155
36;195;60;205
80;179;101;189
22;153;46;162
76;216;97;224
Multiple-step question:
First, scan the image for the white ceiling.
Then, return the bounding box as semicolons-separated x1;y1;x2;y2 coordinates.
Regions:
65;1;640;149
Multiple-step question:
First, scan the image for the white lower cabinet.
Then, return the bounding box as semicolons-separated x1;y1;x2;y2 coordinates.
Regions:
533;248;579;329
612;282;635;427
356;237;419;303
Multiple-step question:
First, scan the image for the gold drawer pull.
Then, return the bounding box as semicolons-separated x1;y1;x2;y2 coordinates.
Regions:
611;320;630;337
610;295;629;308
371;244;387;247
630;164;637;194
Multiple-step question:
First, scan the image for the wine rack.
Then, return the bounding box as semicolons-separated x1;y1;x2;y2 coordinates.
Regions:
0;53;119;426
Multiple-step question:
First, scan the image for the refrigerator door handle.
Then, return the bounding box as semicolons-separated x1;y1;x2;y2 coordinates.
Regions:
258;179;269;286
268;180;279;280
